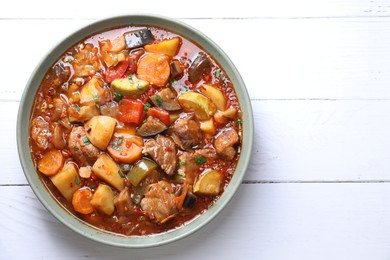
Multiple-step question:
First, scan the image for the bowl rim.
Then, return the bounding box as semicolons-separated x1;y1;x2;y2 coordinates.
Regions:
17;13;254;248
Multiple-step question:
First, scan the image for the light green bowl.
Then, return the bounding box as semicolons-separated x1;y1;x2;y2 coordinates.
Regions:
17;14;253;248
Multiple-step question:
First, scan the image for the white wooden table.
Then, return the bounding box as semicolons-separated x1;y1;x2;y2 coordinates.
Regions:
2;0;390;259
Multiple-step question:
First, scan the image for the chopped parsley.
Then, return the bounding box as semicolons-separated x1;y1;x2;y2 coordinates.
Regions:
74;104;80;112
95;104;100;108
92;93;99;101
155;94;163;108
73;147;79;152
113;92;123;103
112;145;123;152
194;156;207;165
175;173;184;182
180;161;187;166
144;102;151;112
114;136;123;146
128;74;134;83
215;68;221;79
111;136;123;151
74;175;81;185
236;120;243;126
82;136;91;145
180;86;189;93
118;170;125;178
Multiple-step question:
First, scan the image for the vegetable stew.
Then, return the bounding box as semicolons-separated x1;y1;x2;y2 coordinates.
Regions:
29;25;242;236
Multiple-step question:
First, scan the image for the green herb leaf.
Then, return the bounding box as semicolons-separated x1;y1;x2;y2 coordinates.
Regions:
180;86;189;93
112;144;123;152
115;136;123;146
155;94;163;108
113;92;123;103
194;156;207;165
74;147;80;152
95;104;100;108
82;136;91;145
75;104;80;112
74;175;81;185
180;161;187;166
118;170;125;178
236;120;243;126
175;173;184;182
128;74;134;83
144;102;151;112
93;93;99;101
215;68;221;79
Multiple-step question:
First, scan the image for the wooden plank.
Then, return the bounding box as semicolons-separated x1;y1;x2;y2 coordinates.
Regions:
1;0;389;19
6;99;390;185
1;17;390;101
1;184;390;259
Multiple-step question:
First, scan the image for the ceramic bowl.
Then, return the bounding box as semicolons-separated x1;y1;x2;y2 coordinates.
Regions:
17;14;253;248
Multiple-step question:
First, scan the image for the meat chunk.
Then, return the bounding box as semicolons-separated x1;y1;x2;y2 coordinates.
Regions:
150;88;181;111
140;181;178;223
68;126;100;165
114;188;134;217
177;148;217;185
171;114;202;150
214;128;239;160
144;135;177;176
31;117;50;150
177;152;197;184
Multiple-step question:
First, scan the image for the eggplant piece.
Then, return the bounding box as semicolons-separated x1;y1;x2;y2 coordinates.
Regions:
150;88;181;111
188;53;211;84
183;192;197;208
170;60;184;79
136;116;168;137
124;29;155;49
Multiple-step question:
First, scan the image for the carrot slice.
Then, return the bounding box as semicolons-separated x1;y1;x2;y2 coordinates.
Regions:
107;131;144;163
175;184;188;211
72;188;94;215
37;149;64;176
137;53;170;86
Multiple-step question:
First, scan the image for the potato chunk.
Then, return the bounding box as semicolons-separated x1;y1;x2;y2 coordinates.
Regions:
90;184;115;215
92;154;125;191
177;92;216;120
68;105;99;123
50;163;82;201
199;84;226;111
79;76;105;106
193;170;223;196
84;116;116;150
144;37;181;57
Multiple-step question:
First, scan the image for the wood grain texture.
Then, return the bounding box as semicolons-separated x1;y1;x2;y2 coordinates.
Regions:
5;99;390;185
2;184;390;260
1;17;390;101
3;1;390;258
1;0;389;19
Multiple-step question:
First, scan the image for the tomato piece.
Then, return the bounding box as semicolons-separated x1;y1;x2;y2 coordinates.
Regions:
127;51;144;74
117;99;145;125
105;57;130;83
148;107;171;126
